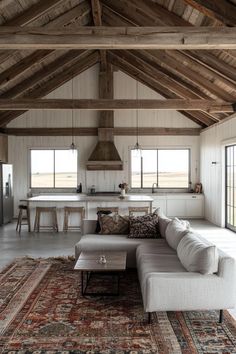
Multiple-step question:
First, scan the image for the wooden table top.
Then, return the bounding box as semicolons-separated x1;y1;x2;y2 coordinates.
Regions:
74;251;127;272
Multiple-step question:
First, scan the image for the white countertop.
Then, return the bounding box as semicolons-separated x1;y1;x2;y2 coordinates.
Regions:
26;194;154;202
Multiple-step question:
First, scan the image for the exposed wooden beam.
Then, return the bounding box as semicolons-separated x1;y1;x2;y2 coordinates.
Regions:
0;51;88;99
182;50;236;85
103;6;232;123
0;2;92;87
6;0;66;26
1;127;201;136
108;51;220;125
0;26;235;50
0;51;100;127
182;0;236;26
91;0;107;70
0;50;53;88
0;0;67;64
103;1;236;93
138;50;235;102
0;99;232;112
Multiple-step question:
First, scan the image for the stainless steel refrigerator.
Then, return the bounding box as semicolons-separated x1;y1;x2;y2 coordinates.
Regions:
0;164;13;225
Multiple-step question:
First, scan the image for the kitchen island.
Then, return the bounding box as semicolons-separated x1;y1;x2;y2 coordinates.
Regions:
25;194;153;232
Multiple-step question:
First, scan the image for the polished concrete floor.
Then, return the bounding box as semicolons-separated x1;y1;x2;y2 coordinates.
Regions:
0;223;82;269
1;219;236;318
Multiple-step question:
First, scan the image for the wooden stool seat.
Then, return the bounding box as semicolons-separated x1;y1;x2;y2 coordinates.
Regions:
63;206;85;232
97;207;119;213
128;206;149;216
16;204;30;233
34;206;58;232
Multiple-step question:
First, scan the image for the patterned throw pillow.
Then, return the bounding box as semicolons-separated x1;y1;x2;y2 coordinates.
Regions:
99;214;129;234
128;213;160;238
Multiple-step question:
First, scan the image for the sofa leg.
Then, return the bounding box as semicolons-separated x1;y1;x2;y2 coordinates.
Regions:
219;310;223;323
147;312;151;324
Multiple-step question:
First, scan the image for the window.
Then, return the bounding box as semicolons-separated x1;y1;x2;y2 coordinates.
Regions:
131;149;190;189
30;149;78;188
225;145;236;232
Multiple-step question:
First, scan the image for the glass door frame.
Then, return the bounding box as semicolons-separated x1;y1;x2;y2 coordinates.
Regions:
225;144;236;232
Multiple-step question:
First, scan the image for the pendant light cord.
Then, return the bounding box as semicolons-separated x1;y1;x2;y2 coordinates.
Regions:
72;78;74;144
136;80;139;145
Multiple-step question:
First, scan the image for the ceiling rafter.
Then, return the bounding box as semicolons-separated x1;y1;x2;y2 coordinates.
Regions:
103;1;235;123
102;0;236;87
0;51;99;127
182;0;236;26
0;1;92;89
107;51;214;127
0;0;67;64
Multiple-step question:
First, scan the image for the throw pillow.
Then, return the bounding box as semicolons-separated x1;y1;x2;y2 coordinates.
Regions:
165;219;189;250
153;208;172;238
95;210;113;233
177;232;219;274
128;213;160;238
99;214;129;235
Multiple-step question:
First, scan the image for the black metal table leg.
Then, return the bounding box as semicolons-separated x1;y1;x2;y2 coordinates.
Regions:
81;270;84;296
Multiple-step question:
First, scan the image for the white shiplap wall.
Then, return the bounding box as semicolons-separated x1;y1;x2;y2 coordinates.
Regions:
200;115;236;226
8;65;201;214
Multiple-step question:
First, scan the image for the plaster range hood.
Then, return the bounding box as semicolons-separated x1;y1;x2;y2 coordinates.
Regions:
86;141;123;171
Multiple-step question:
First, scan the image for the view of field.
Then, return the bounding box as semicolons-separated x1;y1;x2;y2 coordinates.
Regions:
131;172;188;188
31;172;77;188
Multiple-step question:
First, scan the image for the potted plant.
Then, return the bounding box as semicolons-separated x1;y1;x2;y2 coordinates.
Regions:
119;182;128;198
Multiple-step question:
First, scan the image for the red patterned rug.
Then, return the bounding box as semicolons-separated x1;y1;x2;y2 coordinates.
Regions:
0;257;236;353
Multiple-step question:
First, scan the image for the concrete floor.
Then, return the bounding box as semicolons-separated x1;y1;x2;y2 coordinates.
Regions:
0;223;82;270
1;219;236;318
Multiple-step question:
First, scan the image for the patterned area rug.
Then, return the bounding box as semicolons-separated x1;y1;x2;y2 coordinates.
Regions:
0;258;236;353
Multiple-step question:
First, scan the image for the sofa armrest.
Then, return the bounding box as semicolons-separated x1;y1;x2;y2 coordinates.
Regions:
217;250;236;281
81;219;97;235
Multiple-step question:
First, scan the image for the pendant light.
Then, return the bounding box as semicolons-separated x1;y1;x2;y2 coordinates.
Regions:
133;80;142;157
70;77;76;151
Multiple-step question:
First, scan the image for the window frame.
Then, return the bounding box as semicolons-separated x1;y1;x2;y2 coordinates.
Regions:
130;147;191;190
29;148;78;189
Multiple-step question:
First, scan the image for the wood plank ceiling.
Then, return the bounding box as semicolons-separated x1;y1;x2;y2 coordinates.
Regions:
0;0;235;133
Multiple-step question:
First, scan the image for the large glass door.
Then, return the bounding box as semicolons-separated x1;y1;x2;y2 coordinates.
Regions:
226;145;236;232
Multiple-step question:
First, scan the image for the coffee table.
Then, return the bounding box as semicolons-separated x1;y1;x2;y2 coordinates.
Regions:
74;251;127;296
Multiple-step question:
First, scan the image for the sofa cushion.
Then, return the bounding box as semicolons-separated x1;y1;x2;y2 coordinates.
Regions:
177;232;219;274
99;214;129;234
128;213;160;239
136;241;176;265
154;208;171;238
165;219;189;250
75;234;163;267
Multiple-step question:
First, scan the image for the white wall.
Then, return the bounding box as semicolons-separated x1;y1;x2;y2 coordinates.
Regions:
8;64;201;214
200;115;236;226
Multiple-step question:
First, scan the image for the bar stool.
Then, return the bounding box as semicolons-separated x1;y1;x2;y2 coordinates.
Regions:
128;206;149;216
16;204;30;233
34;207;58;232
97;207;119;213
63;206;85;232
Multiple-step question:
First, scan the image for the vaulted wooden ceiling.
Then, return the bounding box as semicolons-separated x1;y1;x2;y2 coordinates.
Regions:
0;0;235;131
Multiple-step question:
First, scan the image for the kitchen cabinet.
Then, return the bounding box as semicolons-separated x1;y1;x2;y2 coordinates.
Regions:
151;193;204;218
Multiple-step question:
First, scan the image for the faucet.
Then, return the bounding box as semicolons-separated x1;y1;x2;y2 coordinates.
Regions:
152;183;158;193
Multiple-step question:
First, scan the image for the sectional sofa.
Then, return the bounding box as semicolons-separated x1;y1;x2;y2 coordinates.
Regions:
75;214;236;323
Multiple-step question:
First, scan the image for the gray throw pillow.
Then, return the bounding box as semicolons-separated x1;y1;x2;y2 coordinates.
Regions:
177;232;219;274
165;219;189;250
